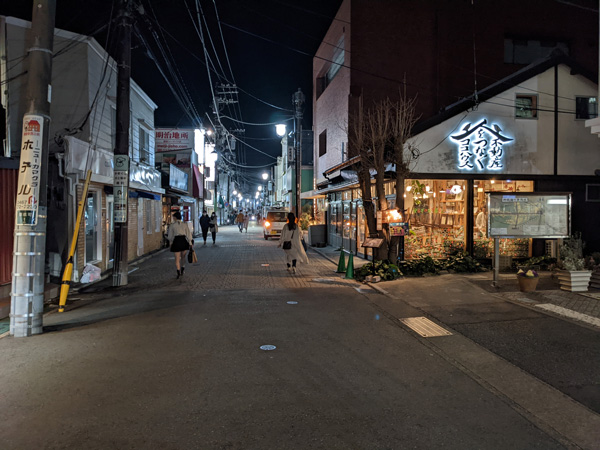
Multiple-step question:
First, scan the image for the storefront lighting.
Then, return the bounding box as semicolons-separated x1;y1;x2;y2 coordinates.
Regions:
478;187;484;193
403;193;406;198
450;184;462;194
406;185;412;192
491;180;495;184
547;199;568;205
425;185;430;192
387;209;402;221
423;194;429;199
233;190;237;195
258;186;263;191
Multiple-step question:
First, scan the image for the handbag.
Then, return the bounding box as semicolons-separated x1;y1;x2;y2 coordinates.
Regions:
282;230;294;250
188;248;197;264
301;236;307;252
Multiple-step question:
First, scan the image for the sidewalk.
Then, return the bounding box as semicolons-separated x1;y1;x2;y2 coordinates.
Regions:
311;244;600;329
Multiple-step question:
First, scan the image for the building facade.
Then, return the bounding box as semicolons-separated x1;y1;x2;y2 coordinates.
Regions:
312;0;600;259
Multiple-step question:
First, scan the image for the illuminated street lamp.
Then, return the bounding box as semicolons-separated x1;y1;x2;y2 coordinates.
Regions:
262;172;268;180
275;124;286;137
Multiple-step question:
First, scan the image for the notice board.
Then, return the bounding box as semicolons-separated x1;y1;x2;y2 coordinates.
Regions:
488;192;571;238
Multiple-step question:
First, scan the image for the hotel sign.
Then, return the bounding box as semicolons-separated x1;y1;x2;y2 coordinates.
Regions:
450;119;513;171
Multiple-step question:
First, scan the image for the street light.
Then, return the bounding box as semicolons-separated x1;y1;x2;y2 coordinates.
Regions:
275;124;286;137
262;172;268;180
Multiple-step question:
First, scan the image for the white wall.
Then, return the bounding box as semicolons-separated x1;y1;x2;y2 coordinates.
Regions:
408;64;600;176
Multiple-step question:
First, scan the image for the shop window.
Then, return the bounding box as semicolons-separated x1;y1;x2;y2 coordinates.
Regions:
319;130;327;157
139;127;151;164
575;97;598;120
515;95;538;119
473;180;534;259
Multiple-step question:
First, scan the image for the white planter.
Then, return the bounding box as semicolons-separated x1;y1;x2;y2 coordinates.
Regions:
557;270;592;292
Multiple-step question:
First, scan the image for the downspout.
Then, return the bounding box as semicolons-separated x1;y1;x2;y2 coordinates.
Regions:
554;65;558;176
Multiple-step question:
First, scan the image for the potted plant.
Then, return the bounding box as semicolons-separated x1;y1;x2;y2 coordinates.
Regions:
516;268;539;292
557;233;592;292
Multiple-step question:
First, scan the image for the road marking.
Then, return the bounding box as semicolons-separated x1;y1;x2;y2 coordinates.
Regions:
399;317;453;337
260;345;276;351
287;301;298;305
535;303;600;328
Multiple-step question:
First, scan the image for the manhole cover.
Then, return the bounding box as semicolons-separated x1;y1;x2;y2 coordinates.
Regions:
260;345;276;351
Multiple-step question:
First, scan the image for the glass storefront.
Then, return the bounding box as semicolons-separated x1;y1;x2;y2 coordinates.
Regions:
404;179;467;259
473;179;534;258
85;191;99;263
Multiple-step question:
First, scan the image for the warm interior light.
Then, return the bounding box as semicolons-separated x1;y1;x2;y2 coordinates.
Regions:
425;185;430;192
406;186;412;192
478;187;484;193
491;180;495;184
450;184;462;194
388;209;402;221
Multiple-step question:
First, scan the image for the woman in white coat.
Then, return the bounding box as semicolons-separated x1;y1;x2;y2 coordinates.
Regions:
277;212;309;273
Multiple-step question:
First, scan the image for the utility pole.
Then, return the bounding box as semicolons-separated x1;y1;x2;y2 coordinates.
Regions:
10;0;56;337
112;0;133;286
292;89;305;218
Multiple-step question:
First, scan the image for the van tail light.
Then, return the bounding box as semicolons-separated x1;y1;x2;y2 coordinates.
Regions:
264;221;271;228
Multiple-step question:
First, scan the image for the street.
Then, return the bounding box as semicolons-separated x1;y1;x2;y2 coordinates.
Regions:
1;223;599;450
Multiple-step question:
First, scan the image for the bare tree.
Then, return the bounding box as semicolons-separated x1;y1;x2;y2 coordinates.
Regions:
348;91;419;261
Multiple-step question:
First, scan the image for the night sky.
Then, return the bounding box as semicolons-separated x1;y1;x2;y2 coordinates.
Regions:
2;0;343;170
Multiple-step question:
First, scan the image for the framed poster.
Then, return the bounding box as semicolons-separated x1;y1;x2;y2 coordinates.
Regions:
488;192;570;238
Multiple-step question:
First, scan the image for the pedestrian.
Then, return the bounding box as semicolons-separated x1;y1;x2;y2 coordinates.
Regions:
277;212;309;273
209;212;218;244
243;212;250;232
167;211;193;279
199;209;211;245
235;210;244;232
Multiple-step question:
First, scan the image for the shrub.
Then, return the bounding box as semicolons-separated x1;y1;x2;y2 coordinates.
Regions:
398;256;443;276
355;260;402;282
443;252;486;273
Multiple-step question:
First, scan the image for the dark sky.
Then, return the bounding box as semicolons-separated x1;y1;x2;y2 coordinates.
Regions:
2;0;342;171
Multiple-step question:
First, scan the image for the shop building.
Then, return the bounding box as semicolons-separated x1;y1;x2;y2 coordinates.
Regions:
312;1;599;260
0;16;164;286
316;53;600;260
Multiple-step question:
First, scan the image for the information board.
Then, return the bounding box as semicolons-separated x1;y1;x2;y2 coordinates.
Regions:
488;192;570;238
113;155;129;223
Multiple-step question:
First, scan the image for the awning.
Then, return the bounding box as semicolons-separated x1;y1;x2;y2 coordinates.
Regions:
301;189;326;200
192;165;203;198
103;186;161;201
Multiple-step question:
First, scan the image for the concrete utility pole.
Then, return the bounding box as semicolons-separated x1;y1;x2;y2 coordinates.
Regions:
112;0;133;286
292;89;305;218
10;0;56;337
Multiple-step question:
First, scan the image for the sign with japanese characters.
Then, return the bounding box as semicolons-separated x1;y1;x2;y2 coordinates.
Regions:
155;128;194;153
488;192;570;238
450;119;513;172
389;222;409;237
15;115;44;225
113;155;129;223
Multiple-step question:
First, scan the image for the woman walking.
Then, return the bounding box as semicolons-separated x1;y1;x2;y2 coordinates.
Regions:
277;212;308;273
209;212;219;244
167;211;193;279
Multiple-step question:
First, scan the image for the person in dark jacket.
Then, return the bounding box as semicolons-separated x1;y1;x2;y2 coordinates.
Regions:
199;210;211;245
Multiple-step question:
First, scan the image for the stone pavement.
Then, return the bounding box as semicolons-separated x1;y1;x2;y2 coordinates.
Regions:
311;244;600;329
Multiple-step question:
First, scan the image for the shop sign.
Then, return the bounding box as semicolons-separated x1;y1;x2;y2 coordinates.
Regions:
113;155;129;223
155;128;194;153
169;164;188;192
450;119;513;171
15;115;44;225
389;222;409;237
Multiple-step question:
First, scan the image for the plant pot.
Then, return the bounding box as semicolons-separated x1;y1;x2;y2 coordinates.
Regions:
557;270;592;292
517;276;539;292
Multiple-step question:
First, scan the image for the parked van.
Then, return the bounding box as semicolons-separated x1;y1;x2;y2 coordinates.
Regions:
263;208;289;240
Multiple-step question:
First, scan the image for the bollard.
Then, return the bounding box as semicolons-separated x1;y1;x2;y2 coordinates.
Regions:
336;251;346;273
345;253;354;279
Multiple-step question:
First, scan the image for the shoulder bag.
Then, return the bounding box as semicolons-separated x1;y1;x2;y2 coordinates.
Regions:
282;230;294;250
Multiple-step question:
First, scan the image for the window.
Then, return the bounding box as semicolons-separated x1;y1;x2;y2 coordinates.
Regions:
504;38;569;65
515;95;538;119
319;130;327;157
139;126;151;163
575;97;598;120
341;142;347;162
316;36;344;99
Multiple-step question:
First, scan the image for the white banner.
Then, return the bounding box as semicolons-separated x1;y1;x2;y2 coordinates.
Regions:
113;155;129;223
15;114;44;225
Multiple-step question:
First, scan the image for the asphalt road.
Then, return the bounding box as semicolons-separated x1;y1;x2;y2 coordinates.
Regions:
1;224;599;449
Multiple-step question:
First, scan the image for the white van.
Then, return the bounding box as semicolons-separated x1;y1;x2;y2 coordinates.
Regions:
263;208;289;240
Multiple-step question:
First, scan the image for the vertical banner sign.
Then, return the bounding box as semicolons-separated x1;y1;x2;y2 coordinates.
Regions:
113;155;129;223
15;115;44;225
